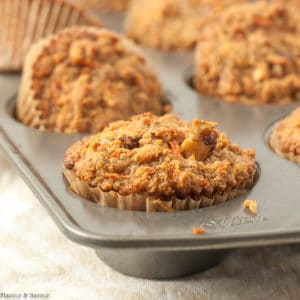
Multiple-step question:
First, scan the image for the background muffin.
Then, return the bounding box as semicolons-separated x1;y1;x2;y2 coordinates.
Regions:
194;1;300;104
0;0;100;71
17;26;164;133
63;113;256;212
270;107;300;164
81;0;130;11
125;0;244;51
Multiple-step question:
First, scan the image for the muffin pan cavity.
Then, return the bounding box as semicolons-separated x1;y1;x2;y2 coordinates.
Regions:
183;65;195;91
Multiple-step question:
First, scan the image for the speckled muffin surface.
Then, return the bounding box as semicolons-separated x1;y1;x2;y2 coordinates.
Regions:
63;113;256;211
194;1;300;104
82;0;130;11
270;107;300;164
125;0;244;51
16;26;164;133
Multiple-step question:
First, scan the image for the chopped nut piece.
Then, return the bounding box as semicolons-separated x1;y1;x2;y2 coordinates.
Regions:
252;67;268;82
192;228;206;235
243;199;257;214
181;120;218;160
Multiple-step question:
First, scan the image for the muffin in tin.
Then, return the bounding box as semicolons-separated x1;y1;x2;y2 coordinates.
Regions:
63;113;256;212
0;0;100;71
125;0;244;51
81;0;130;11
16;26;164;133
270;107;300;164
194;1;300;104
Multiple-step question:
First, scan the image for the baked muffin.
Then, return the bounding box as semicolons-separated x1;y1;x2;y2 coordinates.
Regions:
82;0;130;11
63;113;256;212
269;107;300;164
16;26;164;133
125;0;244;51
0;0;100;71
194;1;300;104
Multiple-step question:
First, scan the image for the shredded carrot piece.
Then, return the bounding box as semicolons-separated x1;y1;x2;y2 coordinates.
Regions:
192;228;206;235
170;142;183;159
253;17;270;26
102;173;129;179
111;151;121;158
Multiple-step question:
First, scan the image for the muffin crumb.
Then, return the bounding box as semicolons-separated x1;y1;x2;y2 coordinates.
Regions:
192;228;206;235
243;199;257;214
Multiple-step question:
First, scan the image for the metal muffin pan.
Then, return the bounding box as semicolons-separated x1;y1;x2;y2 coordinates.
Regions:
0;14;300;279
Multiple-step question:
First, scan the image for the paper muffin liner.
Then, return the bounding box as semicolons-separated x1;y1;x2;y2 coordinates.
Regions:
81;0;130;11
63;167;254;212
16;28;54;130
0;0;101;72
269;125;300;165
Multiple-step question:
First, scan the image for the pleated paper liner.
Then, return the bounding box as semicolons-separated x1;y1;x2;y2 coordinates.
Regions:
0;0;101;72
63;167;255;212
81;0;130;12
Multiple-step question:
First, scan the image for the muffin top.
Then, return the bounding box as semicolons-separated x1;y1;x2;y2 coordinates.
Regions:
17;26;163;133
270;107;300;162
64;113;256;199
125;0;244;51
194;1;300;104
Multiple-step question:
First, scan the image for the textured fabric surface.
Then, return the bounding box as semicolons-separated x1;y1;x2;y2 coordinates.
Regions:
0;150;299;300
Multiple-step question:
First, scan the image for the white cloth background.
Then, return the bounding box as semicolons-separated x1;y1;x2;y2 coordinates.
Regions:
0;150;299;300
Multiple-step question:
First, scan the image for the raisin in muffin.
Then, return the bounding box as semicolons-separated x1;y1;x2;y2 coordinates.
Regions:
270;107;300;164
17;26;164;133
63;113;256;212
194;1;300;104
82;0;130;11
0;0;100;71
125;0;244;51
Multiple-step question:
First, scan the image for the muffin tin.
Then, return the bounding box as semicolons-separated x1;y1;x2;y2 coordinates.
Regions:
0;13;300;279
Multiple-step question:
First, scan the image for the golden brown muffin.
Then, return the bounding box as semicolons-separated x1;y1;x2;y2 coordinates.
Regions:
125;0;245;51
194;1;300;104
63;113;256;212
0;0;100;71
16;26;164;133
81;0;130;11
269;107;300;164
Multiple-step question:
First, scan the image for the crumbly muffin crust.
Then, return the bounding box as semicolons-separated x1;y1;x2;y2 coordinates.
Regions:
64;113;256;205
82;0;130;11
17;26;163;133
125;0;244;51
270;107;300;164
194;1;300;104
